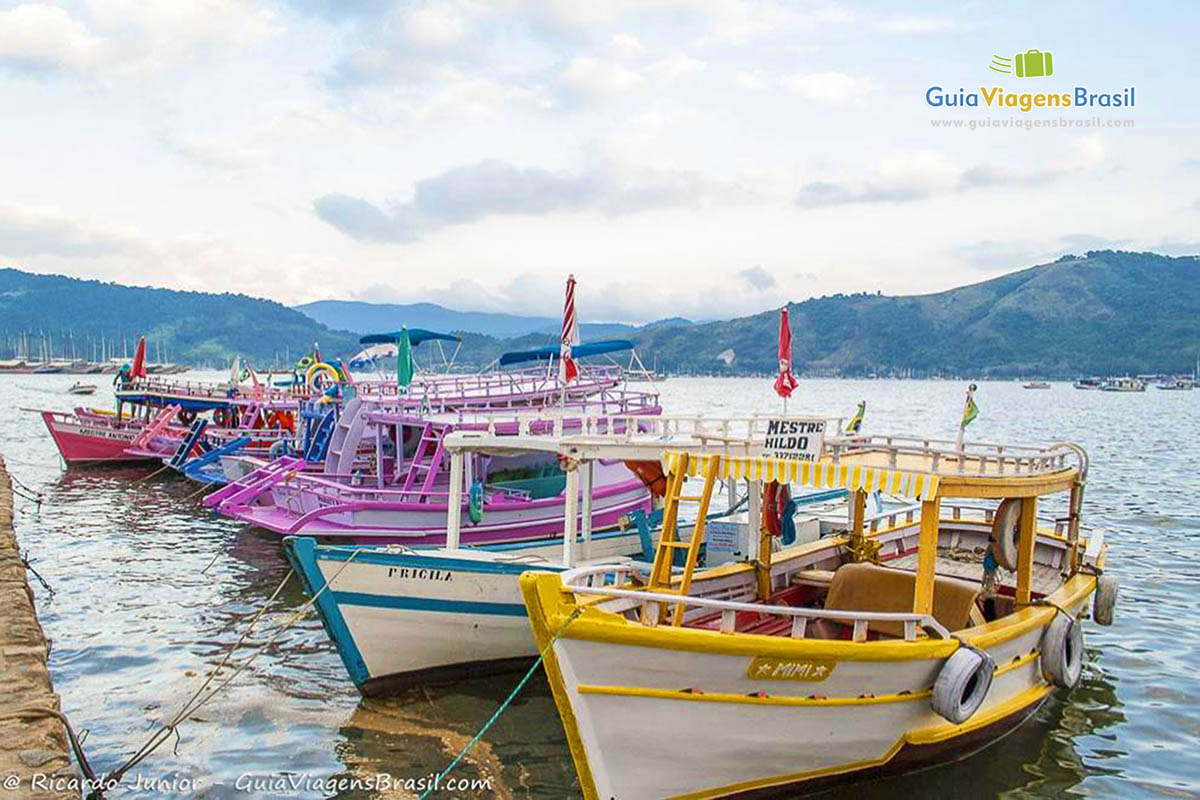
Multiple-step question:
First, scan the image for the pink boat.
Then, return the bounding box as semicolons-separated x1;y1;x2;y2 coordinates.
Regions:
32;407;157;465
205;392;662;544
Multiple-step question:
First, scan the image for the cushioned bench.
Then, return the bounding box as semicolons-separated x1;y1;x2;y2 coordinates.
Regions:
823;562;983;637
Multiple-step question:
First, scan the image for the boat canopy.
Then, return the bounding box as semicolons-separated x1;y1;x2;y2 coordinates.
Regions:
498;339;633;366
358;329;460;346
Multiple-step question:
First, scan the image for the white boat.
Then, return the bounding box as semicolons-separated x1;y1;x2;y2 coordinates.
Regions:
67;381;98;395
1021;381;1051;389
1072;378;1102;390
1100;376;1146;392
522;433;1116;799
1155;377;1194;391
284;414;858;694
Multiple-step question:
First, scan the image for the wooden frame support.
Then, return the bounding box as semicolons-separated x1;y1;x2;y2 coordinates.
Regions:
912;497;941;616
1016;495;1038;605
851;490;866;537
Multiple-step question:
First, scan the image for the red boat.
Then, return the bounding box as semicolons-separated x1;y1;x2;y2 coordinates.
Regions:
31;408;162;465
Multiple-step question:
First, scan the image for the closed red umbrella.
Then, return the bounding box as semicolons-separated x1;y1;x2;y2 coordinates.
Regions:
130;336;148;379
774;308;798;398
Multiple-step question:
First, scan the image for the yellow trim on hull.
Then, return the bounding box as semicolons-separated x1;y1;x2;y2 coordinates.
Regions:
667;683;1052;799
578;684;932;707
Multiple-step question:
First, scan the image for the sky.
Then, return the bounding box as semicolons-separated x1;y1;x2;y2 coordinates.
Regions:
0;0;1196;323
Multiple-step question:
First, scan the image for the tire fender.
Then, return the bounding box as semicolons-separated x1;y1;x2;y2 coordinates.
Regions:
1040;614;1084;688
990;498;1022;571
1093;575;1118;626
931;646;995;724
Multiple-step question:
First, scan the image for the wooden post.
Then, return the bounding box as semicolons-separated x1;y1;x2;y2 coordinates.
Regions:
562;466;579;567
581;460;594;561
851;490;866;538
445;450;464;550
1067;483;1083;573
913;497;941;615
755;480;772;602
1016;495;1038;605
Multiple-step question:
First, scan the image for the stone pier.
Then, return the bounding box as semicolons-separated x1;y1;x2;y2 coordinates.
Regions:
0;457;77;799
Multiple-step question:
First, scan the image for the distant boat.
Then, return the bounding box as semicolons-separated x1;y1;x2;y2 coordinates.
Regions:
1155;377;1194;391
67;382;97;395
1100;376;1146;392
1073;377;1103;390
31;364;63;374
1022;381;1051;389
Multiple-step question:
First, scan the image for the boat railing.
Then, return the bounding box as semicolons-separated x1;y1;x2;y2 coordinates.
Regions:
861;500;1098;540
467;413;845;445
560;564;951;642
825;434;1087;477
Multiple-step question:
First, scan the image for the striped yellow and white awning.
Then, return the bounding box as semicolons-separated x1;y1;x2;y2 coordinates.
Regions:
665;452;941;501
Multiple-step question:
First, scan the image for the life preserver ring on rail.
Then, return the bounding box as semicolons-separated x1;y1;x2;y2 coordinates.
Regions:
212;408;233;427
625;460;668;498
1040;613;1083;688
305;361;341;391
931;646;995;724
989;498;1022;572
763;481;791;537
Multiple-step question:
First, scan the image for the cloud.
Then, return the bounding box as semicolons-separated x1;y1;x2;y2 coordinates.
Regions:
739;266;776;290
561;57;644;96
315;158;753;242
647;54;706;81
610;33;644;60
0;205;144;258
780;71;880;105
796;139;1107;209
0;4;104;73
874;17;953;34
735;69;764;90
0;0;276;76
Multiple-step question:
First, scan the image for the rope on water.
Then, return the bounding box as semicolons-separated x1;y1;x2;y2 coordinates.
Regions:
418;606;583;800
129;465;172;485
19;549;54;597
0;706;99;786
90;551;362;798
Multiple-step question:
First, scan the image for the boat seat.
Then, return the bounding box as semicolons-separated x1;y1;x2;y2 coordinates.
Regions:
823;562;980;638
791;569;836;587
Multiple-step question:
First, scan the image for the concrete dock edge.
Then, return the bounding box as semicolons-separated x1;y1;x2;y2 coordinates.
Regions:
0;457;78;799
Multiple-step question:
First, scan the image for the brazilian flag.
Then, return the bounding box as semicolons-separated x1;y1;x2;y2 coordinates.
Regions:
846;401;866;433
961;385;979;430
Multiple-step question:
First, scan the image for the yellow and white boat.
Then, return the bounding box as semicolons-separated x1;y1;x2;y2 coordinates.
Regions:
521;432;1117;799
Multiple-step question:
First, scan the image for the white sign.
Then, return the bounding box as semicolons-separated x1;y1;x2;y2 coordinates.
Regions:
763;418;826;461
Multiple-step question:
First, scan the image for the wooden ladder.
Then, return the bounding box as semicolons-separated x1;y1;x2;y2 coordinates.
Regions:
644;452;722;626
400;423;445;499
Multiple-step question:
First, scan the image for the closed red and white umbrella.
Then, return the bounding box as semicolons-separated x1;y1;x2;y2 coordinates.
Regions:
560;274;580;383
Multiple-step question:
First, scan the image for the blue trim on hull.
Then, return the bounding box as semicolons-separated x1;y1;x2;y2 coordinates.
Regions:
283;537;372;686
331;591;527;616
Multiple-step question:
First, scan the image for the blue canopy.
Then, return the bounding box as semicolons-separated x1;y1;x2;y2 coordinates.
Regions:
498;339;634;367
359;329;460;346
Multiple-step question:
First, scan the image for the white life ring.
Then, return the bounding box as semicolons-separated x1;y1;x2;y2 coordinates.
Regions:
1040;614;1083;688
1093;575;1118;626
990;498;1022;572
931;646;995;724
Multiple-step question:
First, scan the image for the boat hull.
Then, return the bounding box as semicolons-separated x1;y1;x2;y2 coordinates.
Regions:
36;410;155;465
285;532;645;694
521;569;1097;800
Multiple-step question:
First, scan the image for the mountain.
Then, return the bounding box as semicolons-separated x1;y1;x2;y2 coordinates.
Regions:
295;299;639;339
2;250;1195;376
0;269;360;367
628;251;1200;377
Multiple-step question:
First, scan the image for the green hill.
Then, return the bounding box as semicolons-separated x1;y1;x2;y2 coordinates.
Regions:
2;250;1196;376
0;269;361;367
630;251;1200;377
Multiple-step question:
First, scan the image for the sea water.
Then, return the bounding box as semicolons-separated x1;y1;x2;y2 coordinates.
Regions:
1;374;1194;798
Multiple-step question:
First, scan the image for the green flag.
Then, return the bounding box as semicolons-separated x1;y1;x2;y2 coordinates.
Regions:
961;384;979;429
396;327;414;388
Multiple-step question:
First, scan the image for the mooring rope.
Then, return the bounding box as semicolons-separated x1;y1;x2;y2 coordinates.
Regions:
417;606;583;800
0;706;99;786
89;550;362;798
19;549;54;597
